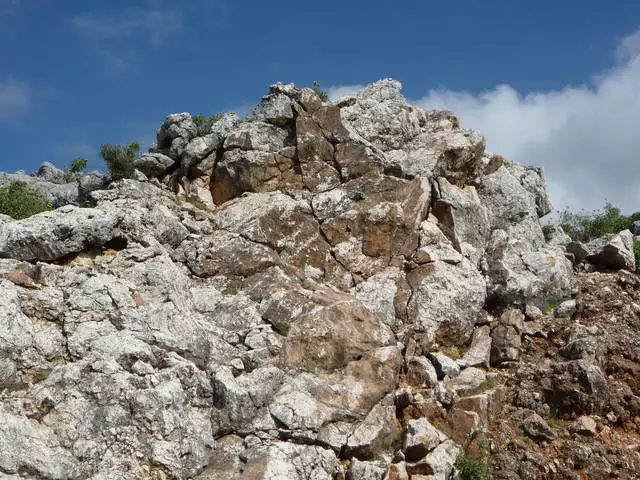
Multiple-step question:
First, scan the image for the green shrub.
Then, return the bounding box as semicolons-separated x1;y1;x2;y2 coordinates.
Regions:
100;142;140;181
558;202;640;243
192;112;225;137
69;157;88;174
311;81;329;102
456;439;492;480
634;238;640;271
0;182;53;219
350;186;365;202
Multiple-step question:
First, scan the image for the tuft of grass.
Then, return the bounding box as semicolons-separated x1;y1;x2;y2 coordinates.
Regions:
0;182;53;219
311;81;329;102
456;438;492;480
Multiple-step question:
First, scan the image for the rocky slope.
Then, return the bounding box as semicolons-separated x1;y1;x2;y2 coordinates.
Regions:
0;79;637;479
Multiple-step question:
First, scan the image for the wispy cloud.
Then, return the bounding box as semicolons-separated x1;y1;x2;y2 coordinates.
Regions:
72;7;183;46
327;84;365;102
0;78;29;121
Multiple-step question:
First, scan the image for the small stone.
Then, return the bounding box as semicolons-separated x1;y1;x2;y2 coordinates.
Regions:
406;356;438;387
525;304;543;320
555;299;577;318
521;413;555;442
570;416;597;436
427;352;460;379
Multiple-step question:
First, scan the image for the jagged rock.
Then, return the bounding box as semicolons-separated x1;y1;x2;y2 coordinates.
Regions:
33;162;67;183
182;133;221;173
585;230;636;271
432;176;490;262
407;255;486;346
344;402;401;460
490;309;524;366
134;152;176;178
346;458;388;480
403;418;442;461
0;205;123;262
405;355;438;388
546;360;610;417
520;412;555;442
457;325;492;368
154;112;197;159
451;367;487;392
405;439;460;479
427;352;461;379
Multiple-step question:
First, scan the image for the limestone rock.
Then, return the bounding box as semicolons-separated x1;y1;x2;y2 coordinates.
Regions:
134;152;176;178
0;205;123;262
403;418;441;461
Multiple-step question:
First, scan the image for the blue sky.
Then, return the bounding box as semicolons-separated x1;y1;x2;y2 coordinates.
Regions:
2;0;640;211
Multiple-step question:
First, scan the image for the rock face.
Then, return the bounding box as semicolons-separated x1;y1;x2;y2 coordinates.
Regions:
0;79;593;479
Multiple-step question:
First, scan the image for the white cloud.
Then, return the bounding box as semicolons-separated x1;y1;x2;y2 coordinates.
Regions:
328;84;365;102
414;30;640;214
0;79;29;121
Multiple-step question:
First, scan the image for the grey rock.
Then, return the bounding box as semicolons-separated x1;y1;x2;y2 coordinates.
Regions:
520;412;555;442
451;367;487;392
555;299;577;318
457;326;492;368
490;309;524;366
427;352;461;379
406;355;438;388
0;205;123;262
33;162;66;183
403;418;441;461
134;152;176;178
344;403;401;460
406;439;460;479
585;230;636;271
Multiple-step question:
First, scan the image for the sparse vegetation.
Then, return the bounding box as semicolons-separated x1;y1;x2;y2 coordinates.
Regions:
557;202;640;272
455;438;492;480
558;202;640;243
100;142;140;181
0;182;53;219
69;157;88;174
192;112;226;137
311;81;329;102
350;186;365;202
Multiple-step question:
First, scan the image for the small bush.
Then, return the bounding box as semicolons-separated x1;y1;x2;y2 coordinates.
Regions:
634;238;640;271
311;81;329;102
100;142;140;181
192;112;225;137
69;157;88;174
350;186;365;202
558;202;640;243
456;438;492;480
0;182;53;219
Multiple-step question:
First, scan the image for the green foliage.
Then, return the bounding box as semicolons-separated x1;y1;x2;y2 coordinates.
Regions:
311;81;329;102
558;201;640;243
350;186;365;202
0;182;53;219
541;224;554;240
100;142;140;181
634;238;640;272
456;439;492;480
69;157;88;174
192;112;225;137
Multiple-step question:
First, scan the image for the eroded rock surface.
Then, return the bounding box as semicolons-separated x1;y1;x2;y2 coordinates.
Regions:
0;79;611;479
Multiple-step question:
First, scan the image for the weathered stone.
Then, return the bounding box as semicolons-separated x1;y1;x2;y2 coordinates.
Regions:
346;458;388;480
403;418;441;461
490;309;524;366
427;352;461;379
344;403;401;460
0;205;123;262
520;412;555;442
451;367;486;392
405;356;438;388
134;152;176;178
585;230;636;271
457;326;492;368
570;416;598;436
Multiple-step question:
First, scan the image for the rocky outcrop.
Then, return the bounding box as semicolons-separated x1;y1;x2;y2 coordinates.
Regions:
0;79;602;479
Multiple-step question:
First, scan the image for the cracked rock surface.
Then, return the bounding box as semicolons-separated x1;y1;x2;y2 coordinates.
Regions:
0;79;611;479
